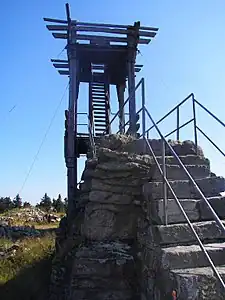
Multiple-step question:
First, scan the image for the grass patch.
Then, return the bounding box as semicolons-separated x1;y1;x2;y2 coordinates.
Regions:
0;233;55;300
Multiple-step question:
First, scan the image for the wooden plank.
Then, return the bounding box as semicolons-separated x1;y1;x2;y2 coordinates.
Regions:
51;59;68;63
43;17;68;24
58;70;69;75
53;63;69;68
135;64;143;67
52;32;151;44
47;25;68;31
47;24;157;38
76;21;159;32
135;67;141;72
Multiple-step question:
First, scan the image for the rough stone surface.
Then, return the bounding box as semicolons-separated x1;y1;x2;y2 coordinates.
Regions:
151;164;210;181
49;135;225;300
198;195;225;220
143;176;225;200
170;266;225;300
160;242;225;270
123;139;204;156
149;221;225;246
82;202;139;240
146;198;200;224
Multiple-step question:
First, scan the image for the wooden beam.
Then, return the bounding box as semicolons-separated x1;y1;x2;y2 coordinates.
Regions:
58;70;69;75
135;68;141;72
76;21;159;32
43;17;68;24
47;24;157;37
52;32;151;44
53;63;69;68
51;59;68;63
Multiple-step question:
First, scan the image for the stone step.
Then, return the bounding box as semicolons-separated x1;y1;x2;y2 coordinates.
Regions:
123;139;204;156
150;220;225;246
151;164;210;181
147;196;225;225
170;266;225;300
143;176;225;200
146;198;200;224
155;155;210;167
160;242;225;270
198;195;225;221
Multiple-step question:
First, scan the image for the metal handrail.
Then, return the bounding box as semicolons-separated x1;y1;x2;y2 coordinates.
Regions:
143;105;225;290
143;136;225;290
144;94;225;160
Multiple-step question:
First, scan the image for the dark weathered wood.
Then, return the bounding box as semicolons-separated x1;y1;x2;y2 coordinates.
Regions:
52;32;151;44
58;70;69;75
47;24;157;38
76;21;159;32
53;63;69;68
51;59;68;63
116;84;126;133
43;17;67;24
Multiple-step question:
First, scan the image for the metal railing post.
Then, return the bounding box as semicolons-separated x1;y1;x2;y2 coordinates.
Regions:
141;78;146;139
162;139;168;225
176;107;180;141
192;95;198;153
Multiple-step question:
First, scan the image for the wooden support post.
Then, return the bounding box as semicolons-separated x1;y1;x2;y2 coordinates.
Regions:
67;47;78;216
127;21;140;135
88;78;93;135
66;5;79;216
116;83;126;133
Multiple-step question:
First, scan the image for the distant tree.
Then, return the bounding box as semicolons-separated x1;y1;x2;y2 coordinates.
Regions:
23;201;31;208
39;193;52;211
53;194;65;213
0;197;13;213
13;194;22;209
64;197;68;212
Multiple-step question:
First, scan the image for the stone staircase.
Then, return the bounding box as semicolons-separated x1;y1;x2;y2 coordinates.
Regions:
50;136;225;300
140;140;225;300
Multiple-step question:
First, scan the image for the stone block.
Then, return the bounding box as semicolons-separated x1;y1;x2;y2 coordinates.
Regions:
91;179;141;195
89;190;133;205
149;221;225;246
70;290;133;300
123;139;204;156
72;242;135;279
198;196;225;220
143;177;225;200
151;164;210;181
144;198;200;224
170;266;225;300
160;242;225;270
82;203;138;240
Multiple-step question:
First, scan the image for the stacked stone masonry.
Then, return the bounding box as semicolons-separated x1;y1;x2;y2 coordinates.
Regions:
49;135;225;300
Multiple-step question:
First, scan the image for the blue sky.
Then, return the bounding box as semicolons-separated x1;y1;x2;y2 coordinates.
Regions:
0;0;225;204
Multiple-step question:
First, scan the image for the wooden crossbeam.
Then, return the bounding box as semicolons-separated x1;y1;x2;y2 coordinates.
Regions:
57;68;141;74
53;63;69;68
52;33;151;44
47;25;157;38
58;70;69;75
43;17;68;24
44;18;159;32
76;21;159;32
51;59;68;63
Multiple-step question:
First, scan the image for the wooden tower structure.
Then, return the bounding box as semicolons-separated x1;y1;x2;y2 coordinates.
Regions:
44;3;158;213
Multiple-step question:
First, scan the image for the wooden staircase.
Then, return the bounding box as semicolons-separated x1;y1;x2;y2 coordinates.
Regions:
90;78;110;137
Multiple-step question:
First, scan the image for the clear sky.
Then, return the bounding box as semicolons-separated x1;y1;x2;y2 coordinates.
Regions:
0;0;225;204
